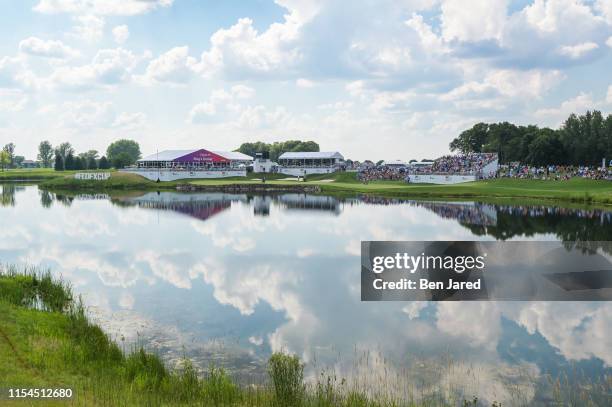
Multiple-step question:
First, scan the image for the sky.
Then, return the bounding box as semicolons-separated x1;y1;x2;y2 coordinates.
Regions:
1;0;612;161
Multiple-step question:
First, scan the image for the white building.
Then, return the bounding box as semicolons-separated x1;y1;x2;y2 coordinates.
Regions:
122;148;250;181
409;161;434;169
212;151;254;167
381;159;408;168
277;151;344;176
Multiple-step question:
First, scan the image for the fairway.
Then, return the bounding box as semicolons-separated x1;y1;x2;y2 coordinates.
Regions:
191;174;612;204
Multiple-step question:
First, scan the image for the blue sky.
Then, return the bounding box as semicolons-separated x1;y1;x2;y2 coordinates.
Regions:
1;0;612;160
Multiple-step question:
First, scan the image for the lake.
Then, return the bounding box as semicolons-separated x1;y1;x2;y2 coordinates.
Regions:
1;183;611;405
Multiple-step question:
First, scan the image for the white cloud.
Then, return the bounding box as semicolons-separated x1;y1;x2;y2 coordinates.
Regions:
595;0;612;24
248;336;264;346
118;292;135;309
18;37;78;59
0;89;29;112
558;41;599;59
112;112;146;130
69;14;105;42
441;69;564;110
0;56;40;90
296;78;315;88
437;302;501;350
534;92;596;125
34;0;174;16
112;25;129;44
606;36;612;48
135;250;193;289
524;0;600;33
141;46;198;84
47;47;139;90
197;3;316;79
41;99;145;130
440;0;508;42
402;301;428;319
189;85;255;123
606;85;612;104
405;13;448;55
237;105;292;129
515;302;612;366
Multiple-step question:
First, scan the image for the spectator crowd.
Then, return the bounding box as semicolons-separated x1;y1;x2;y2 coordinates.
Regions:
428;153;498;175
356;151;612;182
357;166;409;182
357;152;498;182
500;164;612;181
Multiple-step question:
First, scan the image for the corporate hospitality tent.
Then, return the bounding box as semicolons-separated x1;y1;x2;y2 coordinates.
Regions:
137;149;253;169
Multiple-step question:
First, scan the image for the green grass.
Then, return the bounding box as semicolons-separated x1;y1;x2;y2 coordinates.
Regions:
192;173;612;204
35;170;612;204
0;265;456;406
39;171;159;190
0;168;75;181
316;176;612;203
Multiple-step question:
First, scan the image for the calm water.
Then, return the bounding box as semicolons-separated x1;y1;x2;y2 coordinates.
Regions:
2;184;612;404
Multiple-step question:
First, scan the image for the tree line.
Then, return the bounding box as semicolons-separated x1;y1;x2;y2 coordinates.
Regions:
236;140;319;162
0;139;141;171
449;110;612;166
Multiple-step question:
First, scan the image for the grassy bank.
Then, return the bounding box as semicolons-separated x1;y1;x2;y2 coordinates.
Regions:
0;266;459;406
186;173;612;205
2;268;610;406
316;177;612;204
0;168;77;181
39;171;159;190
36;171;612;204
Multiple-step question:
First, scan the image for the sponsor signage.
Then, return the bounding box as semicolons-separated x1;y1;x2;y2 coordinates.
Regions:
74;172;111;181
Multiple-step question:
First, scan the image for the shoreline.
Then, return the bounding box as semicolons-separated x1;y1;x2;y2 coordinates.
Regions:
3;169;612;205
2;267;607;406
1;267;506;406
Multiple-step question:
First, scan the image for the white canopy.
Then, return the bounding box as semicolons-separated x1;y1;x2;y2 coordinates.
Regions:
279;151;344;160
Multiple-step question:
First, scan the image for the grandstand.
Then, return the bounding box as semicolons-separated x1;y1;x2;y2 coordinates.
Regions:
278;151;344;176
358;153;499;184
406;153;498;184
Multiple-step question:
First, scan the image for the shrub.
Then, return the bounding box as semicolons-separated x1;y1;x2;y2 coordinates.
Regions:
268;352;305;406
202;364;240;405
124;348;168;391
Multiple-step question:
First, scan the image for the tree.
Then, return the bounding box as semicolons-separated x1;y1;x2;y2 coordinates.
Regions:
448;110;612;166
54;152;64;171
450;123;489;154
55;142;74;162
106;139;141;167
40;190;53;208
526;129;566;166
87;156;98;170
0;150;10;171
79;150;99;169
64;152;75;170
237;142;270;158
38;141;54;168
111;152;133;169
14;156;25;167
74;156;84;170
2;143;15;168
98;156;110;169
238;140;320;162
